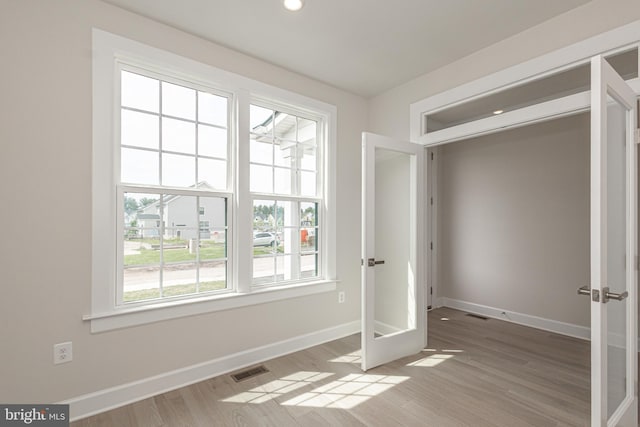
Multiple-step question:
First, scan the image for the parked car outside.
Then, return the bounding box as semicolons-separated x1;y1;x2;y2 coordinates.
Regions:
253;231;278;247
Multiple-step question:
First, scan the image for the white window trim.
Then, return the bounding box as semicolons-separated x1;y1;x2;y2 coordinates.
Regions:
248;97;326;288
88;29;337;332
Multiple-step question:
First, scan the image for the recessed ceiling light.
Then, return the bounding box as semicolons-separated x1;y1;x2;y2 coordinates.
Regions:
284;0;304;11
493;109;504;115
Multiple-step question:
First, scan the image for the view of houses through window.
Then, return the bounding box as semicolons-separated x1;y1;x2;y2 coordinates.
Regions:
250;104;321;286
119;69;323;304
123;191;228;302
119;69;231;303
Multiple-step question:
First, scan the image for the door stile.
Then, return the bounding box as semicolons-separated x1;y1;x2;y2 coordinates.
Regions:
590;54;638;427
590;53;608;426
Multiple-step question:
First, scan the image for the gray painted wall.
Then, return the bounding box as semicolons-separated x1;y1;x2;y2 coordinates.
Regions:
438;114;590;326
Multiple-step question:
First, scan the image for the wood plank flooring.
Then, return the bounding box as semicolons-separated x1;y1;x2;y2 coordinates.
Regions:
72;307;593;426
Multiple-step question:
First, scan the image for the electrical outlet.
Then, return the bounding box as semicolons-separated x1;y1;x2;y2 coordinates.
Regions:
53;342;73;365
338;291;345;303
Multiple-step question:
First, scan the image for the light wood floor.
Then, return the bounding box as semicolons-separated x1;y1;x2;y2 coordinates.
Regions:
72;307;593;426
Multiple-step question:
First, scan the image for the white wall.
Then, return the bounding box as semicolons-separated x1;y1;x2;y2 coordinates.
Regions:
0;0;366;406
438;114;590;326
367;0;640;327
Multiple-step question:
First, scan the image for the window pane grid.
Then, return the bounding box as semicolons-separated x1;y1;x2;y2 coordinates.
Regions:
252;198;319;286
252;257;319;286
122;105;228;131
120;70;229;191
120;184;232;201
126;149;226;163
249;105;320;198
121;190;229;304
248;195;322;205
119;68;231;304
116;68;325;306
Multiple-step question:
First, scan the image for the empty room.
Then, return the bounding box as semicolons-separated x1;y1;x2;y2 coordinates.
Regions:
2;1;640;426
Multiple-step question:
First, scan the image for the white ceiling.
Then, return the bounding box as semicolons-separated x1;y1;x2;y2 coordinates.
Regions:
101;0;592;97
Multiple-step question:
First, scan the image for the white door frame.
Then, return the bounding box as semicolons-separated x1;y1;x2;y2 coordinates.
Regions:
410;21;640;144
425;147;438;310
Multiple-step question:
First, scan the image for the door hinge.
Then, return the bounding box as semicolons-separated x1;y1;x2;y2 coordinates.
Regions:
430;197;433;205
430;242;433;250
430;286;433;295
431;152;434;161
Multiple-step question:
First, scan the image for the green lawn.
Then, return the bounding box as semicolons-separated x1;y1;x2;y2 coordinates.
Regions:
123;280;227;302
125;242;283;266
125;243;226;265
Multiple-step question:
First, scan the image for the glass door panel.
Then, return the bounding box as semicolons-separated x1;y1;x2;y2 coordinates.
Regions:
374;148;416;337
361;132;425;371
605;98;627;418
590;54;637;427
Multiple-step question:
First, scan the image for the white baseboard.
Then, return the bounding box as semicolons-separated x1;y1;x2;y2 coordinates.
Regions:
441;298;640;349
63;320;360;422
440;298;591;341
440;297;640;356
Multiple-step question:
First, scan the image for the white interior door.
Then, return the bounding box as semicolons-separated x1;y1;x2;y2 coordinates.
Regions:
361;132;425;371
590;55;638;427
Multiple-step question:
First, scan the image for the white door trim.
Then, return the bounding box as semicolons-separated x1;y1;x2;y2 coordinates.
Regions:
410;20;640;145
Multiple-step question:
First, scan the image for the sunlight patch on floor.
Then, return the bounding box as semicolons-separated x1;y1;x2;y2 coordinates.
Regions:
407;353;455;367
221;371;332;404
328;350;361;364
221;371;408;410
281;373;409;409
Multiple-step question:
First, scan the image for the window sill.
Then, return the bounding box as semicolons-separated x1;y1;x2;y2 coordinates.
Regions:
83;280;337;333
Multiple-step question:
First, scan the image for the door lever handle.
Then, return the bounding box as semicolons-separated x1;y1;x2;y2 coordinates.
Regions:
577;286;627;303
577;285;590;296
603;287;628;303
367;258;385;267
577;285;600;302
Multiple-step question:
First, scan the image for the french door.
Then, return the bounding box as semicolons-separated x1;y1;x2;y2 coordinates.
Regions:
361;132;425;371
589;54;638;426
